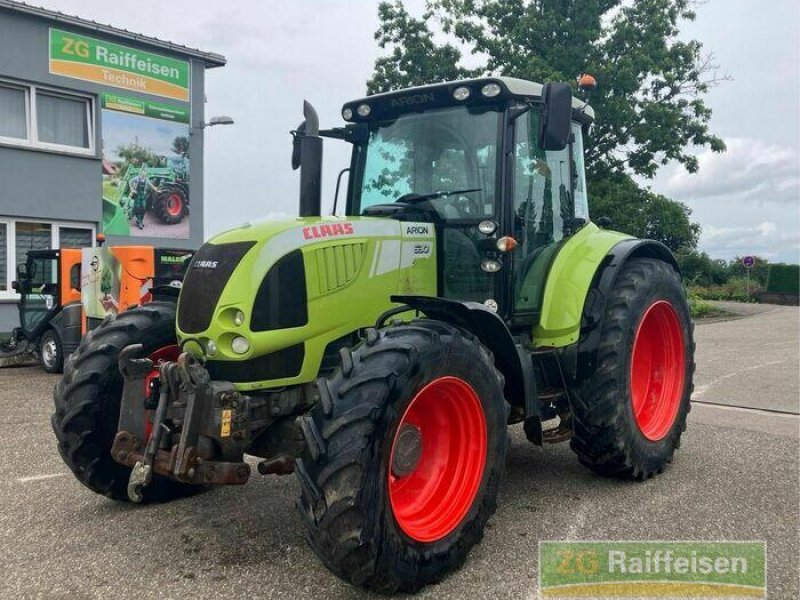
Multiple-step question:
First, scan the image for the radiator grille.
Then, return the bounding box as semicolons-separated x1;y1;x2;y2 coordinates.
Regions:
311;243;366;295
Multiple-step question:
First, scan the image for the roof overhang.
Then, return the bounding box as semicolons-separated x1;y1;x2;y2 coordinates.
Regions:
0;0;226;68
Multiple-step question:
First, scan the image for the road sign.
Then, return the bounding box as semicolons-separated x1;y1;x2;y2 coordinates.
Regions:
742;256;756;268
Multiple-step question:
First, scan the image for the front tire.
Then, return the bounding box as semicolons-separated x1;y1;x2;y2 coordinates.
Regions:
153;186;188;225
51;302;198;502
39;328;63;373
570;258;695;479
296;320;508;593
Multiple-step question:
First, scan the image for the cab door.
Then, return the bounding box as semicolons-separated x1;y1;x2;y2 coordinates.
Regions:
17;251;61;339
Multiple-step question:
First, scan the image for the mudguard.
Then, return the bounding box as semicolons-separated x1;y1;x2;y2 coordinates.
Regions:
570;238;679;381
391;295;538;423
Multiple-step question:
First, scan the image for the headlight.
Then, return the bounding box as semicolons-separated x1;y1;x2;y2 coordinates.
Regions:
452;86;471;101
206;339;217;356
233;310;245;326
481;83;502;98
357;103;371;117
231;336;250;355
480;259;502;273
342;107;353;120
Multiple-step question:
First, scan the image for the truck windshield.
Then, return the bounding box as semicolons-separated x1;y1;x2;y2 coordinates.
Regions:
353;106;500;221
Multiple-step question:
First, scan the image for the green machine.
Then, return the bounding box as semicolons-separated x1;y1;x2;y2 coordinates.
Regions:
103;159;190;234
53;78;694;593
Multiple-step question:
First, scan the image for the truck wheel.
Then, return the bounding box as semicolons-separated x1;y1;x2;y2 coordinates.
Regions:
570;258;694;479
296;320;508;593
51;302;198;502
153;187;187;225
39;329;63;374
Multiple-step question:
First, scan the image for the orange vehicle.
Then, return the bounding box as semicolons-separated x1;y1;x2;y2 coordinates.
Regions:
0;243;193;373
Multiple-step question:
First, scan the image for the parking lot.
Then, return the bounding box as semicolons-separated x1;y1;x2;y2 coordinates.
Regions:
0;303;797;600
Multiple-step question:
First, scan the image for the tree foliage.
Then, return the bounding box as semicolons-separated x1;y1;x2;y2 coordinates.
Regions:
171;136;190;158
114;142;162;173
369;0;726;179
590;172;699;251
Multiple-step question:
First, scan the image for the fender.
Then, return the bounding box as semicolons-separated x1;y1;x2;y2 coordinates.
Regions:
48;301;82;356
391;295;539;436
570;238;679;381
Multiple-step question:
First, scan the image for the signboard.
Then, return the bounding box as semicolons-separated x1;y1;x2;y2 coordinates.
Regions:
101;93;191;239
80;247;121;320
49;28;190;101
742;256;756;268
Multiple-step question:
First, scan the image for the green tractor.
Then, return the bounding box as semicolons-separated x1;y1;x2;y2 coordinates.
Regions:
52;78;694;593
113;160;190;227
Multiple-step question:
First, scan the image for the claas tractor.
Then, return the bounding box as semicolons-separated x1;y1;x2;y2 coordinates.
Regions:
2;245;193;373
52;78;694;593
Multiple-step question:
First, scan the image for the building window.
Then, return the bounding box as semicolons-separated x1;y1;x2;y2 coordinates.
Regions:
0;84;28;141
59;227;93;248
0;223;7;292
15;222;52;274
0;78;94;155
0;219;95;299
36;91;91;149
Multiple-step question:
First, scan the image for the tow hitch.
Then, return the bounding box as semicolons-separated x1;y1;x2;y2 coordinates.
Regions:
113;345;252;502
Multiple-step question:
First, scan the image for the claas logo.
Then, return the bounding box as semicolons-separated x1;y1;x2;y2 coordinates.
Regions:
303;223;354;240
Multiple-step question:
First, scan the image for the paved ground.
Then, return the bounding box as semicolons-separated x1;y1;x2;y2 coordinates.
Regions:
0;303;797;599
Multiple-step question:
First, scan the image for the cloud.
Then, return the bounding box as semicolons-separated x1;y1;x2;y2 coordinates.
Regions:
661;138;800;206
701;222;800;262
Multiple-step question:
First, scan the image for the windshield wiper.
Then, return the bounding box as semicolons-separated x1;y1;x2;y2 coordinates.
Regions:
397;187;482;204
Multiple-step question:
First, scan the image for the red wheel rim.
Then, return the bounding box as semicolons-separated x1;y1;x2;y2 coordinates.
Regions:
143;345;180;440
388;376;487;543
630;301;686;441
166;194;183;216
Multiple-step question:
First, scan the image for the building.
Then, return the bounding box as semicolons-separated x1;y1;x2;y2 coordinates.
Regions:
0;0;225;330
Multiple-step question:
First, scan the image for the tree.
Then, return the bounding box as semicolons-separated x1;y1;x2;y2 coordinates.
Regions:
172;136;189;158
590;171;699;251
369;0;726;179
114;142;162;173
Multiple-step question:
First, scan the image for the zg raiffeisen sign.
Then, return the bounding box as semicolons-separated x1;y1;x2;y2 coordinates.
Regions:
49;28;190;102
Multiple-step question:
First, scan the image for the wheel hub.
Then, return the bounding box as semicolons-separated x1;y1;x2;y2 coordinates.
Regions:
391;423;423;477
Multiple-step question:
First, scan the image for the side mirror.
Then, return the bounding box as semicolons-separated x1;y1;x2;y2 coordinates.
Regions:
291;121;307;171
538;82;573;151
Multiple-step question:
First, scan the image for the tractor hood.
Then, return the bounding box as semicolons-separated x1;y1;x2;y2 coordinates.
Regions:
175;215;437;391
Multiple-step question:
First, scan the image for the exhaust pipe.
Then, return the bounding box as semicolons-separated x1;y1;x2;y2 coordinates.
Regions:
298;101;323;217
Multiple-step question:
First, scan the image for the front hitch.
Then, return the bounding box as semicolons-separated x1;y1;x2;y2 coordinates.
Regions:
113;345;252;502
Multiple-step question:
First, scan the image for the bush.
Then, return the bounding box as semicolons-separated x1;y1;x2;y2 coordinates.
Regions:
766;264;800;294
690;277;762;302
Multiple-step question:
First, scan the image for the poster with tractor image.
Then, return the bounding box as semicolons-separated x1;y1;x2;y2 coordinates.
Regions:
101;93;191;239
81;247;122;320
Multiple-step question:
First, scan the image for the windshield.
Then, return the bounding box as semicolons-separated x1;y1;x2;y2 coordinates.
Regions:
353;106;500;220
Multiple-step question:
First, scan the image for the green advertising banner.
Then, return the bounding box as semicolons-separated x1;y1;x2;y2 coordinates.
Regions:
101;93;190;124
49;28;190;101
101;94;191;239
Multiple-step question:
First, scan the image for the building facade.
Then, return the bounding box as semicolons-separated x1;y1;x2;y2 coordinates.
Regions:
0;0;225;330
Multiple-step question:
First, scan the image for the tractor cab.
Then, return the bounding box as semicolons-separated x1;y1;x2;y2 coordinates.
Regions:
12;248;80;342
326;78;593;327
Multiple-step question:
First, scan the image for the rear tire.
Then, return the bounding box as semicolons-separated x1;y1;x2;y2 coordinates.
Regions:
296;320;508;593
570;258;694;479
153;186;188;225
39;328;63;374
51;302;199;502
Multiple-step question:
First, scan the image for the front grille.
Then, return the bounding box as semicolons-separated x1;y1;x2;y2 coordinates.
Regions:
206;343;305;382
177;241;255;333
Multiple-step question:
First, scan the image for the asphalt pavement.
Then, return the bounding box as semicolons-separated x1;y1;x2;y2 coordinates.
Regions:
0;303;797;599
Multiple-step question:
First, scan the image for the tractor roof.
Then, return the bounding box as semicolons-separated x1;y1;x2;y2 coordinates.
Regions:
344;76;594;124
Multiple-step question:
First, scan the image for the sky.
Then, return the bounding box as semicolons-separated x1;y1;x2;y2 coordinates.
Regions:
36;0;800;263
